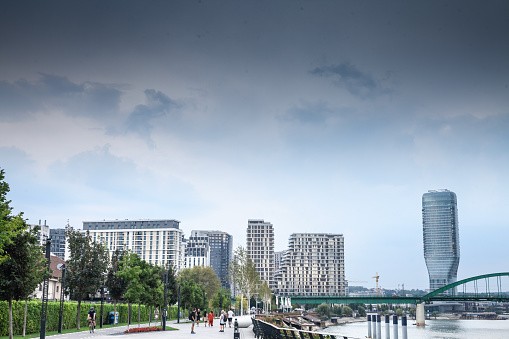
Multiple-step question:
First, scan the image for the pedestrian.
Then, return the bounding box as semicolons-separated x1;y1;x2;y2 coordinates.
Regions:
208;310;214;327
202;310;207;327
197;308;201;326
189;308;196;334
228;309;234;328
219;310;226;332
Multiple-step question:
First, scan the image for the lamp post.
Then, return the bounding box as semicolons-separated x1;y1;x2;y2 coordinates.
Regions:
177;284;181;323
57;264;66;333
100;273;105;328
40;239;51;339
163;271;168;330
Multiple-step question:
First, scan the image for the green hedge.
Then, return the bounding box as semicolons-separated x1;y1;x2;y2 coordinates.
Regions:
0;301;178;336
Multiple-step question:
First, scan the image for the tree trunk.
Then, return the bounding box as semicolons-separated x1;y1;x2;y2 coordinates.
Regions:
23;299;27;337
240;294;244;315
149;305;152;326
8;299;13;339
138;303;141;327
127;302;131;330
77;300;81;330
113;302;117;326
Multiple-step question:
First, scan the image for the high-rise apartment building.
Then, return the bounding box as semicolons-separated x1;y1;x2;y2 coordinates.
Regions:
275;233;345;296
205;231;233;289
28;221;50;246
50;228;66;260
246;219;275;289
184;230;210;269
422;190;460;292
83;219;185;270
274;250;285;274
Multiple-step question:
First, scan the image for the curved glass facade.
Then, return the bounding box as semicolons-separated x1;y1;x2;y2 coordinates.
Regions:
422;190;460;293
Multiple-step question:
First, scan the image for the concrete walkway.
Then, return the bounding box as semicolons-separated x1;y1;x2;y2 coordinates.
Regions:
48;319;256;339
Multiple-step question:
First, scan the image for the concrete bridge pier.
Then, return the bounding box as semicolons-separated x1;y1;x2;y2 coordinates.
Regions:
367;315;372;338
416;303;425;326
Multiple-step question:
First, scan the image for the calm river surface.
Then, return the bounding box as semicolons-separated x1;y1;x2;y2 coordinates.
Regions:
321;319;509;339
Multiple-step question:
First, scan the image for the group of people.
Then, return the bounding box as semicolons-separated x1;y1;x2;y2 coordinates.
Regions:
188;308;235;334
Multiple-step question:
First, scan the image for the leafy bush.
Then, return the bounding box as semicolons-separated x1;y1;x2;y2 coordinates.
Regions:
0;300;164;336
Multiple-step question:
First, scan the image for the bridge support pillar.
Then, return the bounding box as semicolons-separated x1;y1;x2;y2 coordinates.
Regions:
367;315;372;338
416;303;425;326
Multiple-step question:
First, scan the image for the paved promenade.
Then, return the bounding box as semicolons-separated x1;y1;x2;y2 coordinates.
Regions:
49;319;256;339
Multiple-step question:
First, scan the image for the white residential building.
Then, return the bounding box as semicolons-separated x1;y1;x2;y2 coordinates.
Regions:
246;219;275;289
28;221;50;246
275;233;345;296
82;219;185;270
184;230;210;268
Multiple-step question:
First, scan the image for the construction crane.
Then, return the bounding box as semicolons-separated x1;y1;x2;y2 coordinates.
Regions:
372;272;380;296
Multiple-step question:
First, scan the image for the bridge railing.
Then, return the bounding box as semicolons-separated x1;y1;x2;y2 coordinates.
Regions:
252;317;361;339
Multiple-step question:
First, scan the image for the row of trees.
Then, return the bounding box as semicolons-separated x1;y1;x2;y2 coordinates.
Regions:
0;169;46;339
0;167;275;339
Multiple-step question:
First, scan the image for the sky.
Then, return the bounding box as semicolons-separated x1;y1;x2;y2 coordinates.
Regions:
1;0;508;291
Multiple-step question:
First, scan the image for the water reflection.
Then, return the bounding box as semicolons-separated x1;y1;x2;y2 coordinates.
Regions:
322;319;509;339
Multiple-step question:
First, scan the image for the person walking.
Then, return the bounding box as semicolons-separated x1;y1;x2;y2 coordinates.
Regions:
228;309;234;328
196;308;201;326
219;310;226;332
202;310;207;327
208;310;214;327
189;308;196;334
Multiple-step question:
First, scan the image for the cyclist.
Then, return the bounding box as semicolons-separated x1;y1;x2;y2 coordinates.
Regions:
88;307;96;332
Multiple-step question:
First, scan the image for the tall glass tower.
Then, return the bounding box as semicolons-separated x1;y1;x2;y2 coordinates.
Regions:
422;189;460;293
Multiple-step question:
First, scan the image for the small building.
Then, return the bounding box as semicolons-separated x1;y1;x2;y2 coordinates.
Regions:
32;255;66;301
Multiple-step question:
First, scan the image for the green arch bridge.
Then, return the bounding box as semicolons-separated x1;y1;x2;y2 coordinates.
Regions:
288;272;509;305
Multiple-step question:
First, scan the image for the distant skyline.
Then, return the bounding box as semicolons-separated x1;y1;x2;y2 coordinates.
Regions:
1;1;508;290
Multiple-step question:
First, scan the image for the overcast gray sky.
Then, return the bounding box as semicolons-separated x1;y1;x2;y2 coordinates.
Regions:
1;0;508;290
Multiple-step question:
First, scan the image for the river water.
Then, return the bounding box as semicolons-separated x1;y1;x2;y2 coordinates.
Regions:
321;319;509;339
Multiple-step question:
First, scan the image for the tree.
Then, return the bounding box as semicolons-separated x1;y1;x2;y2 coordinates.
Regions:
396;308;404;316
211;288;232;311
331;305;342;317
0;168;25;264
0;225;45;339
118;252;145;328
65;227;109;329
228;246;261;315
258;281;272;313
165;263;178;305
357;306;366;317
342;306;353;317
178;266;221;299
316;303;330;318
180;279;203;312
140;264;163;326
106;248;128;322
432;310;439;319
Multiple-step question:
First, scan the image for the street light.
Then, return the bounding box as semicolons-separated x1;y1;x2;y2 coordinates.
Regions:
100;273;105;328
57;264;66;333
163;271;168;331
177;284;181;323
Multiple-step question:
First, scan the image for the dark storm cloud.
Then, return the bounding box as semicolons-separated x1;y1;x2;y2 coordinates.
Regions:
310;62;388;99
118;89;180;148
0;74;122;121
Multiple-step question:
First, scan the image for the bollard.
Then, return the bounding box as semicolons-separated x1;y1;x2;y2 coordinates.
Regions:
372;314;377;338
376;315;381;339
393;315;398;339
233;318;240;339
385;315;390;339
367;315;372;338
401;316;407;339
